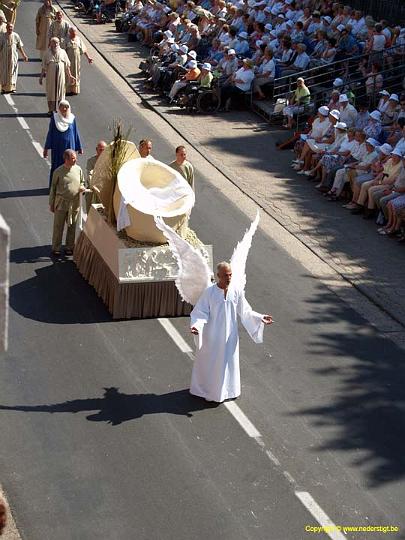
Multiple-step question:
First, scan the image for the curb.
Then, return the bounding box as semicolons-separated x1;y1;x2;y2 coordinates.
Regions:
59;4;405;330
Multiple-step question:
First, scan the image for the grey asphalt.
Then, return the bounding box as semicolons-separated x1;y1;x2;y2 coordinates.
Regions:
0;2;405;539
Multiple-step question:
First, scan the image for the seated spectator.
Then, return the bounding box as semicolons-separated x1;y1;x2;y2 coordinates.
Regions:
282;77;311;129
291;21;305;44
387;117;405;147
337;26;359;57
343;137;381;209
338;93;358;128
253;47;275;99
219;57;255;111
351;145;401;218
377;89;390;113
280;43;310;76
291;105;330;166
235;31;251;56
363;62;384;98
381;94;400;132
355;101;370;130
168;58;200;101
363;110;382;140
327;89;340;110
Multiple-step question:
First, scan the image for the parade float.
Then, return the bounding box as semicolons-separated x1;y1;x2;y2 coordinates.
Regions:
73;126;212;319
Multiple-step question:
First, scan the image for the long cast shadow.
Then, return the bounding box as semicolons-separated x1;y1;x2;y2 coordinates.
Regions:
0;387;218;425
10;245;112;323
0;112;48;118
0;188;48;199
289;279;405;488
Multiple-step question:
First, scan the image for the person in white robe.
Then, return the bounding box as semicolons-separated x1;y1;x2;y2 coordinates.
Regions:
0;22;28;93
190;262;273;403
48;10;70;49
40;36;75;114
65;26;93;95
35;0;57;59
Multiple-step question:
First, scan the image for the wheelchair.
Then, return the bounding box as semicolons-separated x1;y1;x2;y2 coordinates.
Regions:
176;79;220;114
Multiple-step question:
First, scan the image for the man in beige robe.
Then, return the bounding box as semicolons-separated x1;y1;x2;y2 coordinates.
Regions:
65;26;93;94
35;0;57;59
40;37;74;114
169;145;195;190
48;10;69;48
49;149;85;255
0;22;28;93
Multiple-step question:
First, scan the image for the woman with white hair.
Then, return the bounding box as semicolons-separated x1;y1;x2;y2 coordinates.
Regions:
43;100;83;185
65;26;93;95
40;36;75;114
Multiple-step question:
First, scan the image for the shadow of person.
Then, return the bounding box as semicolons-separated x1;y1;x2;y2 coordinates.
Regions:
0;387;219;426
10;247;112;324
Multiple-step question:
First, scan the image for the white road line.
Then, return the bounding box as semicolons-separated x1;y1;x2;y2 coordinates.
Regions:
2;94;47;164
16;116;30;130
157;318;193;354
158;317;346;540
224;400;262;439
295;492;346;540
4;94;15;106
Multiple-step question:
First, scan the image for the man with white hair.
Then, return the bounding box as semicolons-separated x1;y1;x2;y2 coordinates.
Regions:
190;261;273;403
40;37;75;114
48;10;69;48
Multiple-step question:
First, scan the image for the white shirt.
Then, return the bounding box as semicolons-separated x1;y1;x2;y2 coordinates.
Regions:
234;67;255;91
339;103;358;128
372;34;386;52
293;51;310;70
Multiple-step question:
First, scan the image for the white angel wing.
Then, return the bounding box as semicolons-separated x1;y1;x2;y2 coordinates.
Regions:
229;210;260;294
154;216;212;306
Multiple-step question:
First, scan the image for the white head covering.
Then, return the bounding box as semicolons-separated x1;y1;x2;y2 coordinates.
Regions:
202;62;212;71
54;100;75;132
339;94;349;103
370;110;382;121
318;106;329;116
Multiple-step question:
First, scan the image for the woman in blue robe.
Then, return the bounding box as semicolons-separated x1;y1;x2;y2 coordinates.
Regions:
43;100;83;186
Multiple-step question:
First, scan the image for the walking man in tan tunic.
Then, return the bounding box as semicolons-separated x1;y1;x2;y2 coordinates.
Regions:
40;36;75;114
48;10;69;49
65;26;93;95
169;145;195;190
49;149;85;256
35;0;57;59
0;22;28;93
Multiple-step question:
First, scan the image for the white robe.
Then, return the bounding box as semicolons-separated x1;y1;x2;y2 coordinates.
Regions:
190;284;264;403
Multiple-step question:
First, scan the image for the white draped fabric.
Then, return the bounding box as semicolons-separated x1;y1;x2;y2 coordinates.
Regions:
190;284;264;403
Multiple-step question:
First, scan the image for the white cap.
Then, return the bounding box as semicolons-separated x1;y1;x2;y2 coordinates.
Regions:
255;39;264;46
286;20;294;27
166;37;175;43
188;59;197;69
163;6;171;13
333;78;344;87
180;44;188;53
379;89;389;96
389;93;399;102
329;109;340;119
202;62;212;71
164;30;173;38
265;23;273;30
318;106;329;116
335;121;347;129
391;148;403;157
171;43;179;52
264;5;272;12
228;48;236;55
187;50;197;59
370;110;381;121
366;137;379;147
378;143;392;155
339;94;349;102
337;24;346;31
239;31;249;39
276;12;285;18
322;16;332;24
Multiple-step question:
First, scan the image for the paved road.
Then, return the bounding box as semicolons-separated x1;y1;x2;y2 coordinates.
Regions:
0;2;405;539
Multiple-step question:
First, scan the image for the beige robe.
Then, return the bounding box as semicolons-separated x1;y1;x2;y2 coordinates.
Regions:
42;47;70;105
35;4;57;51
48;19;70;48
65;36;86;94
0;31;22;91
0;0;17;24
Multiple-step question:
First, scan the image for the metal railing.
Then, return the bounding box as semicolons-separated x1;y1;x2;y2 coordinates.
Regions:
272;43;405;101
